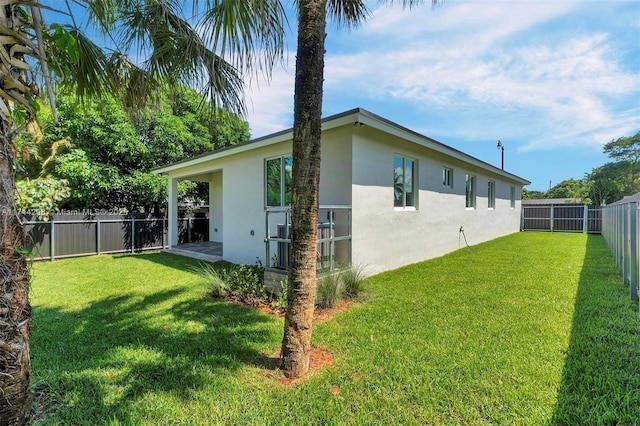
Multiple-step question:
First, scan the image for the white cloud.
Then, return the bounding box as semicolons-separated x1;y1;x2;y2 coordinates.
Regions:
243;57;296;137
324;1;640;151
241;0;639;155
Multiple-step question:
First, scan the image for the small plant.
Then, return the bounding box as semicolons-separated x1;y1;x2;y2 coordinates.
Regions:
342;264;366;299
224;259;266;305
316;273;342;309
190;262;228;298
272;277;288;312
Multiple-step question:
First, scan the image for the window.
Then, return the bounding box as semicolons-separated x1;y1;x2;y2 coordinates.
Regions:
265;155;292;206
394;155;416;208
442;167;453;188
510;186;516;209
488;181;496;209
465;174;476;209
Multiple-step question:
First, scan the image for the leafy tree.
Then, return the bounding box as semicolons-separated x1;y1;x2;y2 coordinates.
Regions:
137;86;249;167
18;88;249;212
521;188;547;200
281;0;435;379
601;131;640;197
546;178;590;203
587;162;629;206
0;1;283;422
14;177;70;219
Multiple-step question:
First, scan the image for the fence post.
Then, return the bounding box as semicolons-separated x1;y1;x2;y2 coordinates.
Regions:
582;204;588;233
50;216;55;261
623;204;630;286
187;217;192;243
96;218;101;255
162;217;166;249
131;217;135;253
630;202;638;301
550;205;554;232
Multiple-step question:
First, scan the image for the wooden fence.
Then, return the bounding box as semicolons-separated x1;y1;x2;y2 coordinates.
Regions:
22;213;209;261
521;204;602;233
601;197;639;302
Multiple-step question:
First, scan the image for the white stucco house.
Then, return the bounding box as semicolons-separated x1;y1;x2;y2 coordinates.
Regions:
154;108;530;276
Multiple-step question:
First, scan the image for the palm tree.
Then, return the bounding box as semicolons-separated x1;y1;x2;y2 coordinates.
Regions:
281;0;436;378
0;1;284;423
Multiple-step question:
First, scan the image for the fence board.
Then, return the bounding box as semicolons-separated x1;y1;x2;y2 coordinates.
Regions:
22;213;208;261
522;204;602;233
602;196;639;302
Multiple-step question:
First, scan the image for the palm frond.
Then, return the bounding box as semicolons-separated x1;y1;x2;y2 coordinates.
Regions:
91;0;248;115
327;0;369;28
47;25;115;100
200;0;287;76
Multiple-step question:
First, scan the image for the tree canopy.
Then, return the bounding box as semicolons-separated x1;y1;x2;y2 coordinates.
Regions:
15;86;249;213
524;130;640;205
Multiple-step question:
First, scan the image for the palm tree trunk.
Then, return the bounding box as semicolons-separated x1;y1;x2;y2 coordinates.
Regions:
0;122;32;425
281;0;327;378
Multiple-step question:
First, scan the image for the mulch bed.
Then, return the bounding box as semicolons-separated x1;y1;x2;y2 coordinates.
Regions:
225;296;352;384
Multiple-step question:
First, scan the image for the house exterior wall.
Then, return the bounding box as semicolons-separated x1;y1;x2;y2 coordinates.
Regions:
159;109;527;273
350;127;522;275
318;127;353;206
165;128;352;266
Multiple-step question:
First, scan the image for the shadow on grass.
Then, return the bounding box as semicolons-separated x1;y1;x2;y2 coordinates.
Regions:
109;250;235;270
30;253;281;423
551;235;640;424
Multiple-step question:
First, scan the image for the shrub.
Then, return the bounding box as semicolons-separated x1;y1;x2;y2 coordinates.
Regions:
224;260;266;305
342;264;366;299
190;262;228;298
272;277;288;312
316;273;342;309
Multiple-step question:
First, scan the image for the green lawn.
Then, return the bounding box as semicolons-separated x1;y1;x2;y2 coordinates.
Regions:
29;233;639;425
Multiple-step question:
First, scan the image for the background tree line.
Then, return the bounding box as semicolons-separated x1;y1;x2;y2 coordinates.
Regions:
15;85;249;215
522;131;640;205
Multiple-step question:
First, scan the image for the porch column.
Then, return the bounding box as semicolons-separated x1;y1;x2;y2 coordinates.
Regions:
168;176;178;247
209;171;223;243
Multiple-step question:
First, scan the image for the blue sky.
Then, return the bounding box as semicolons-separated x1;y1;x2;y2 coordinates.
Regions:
244;0;640;191
44;0;639;192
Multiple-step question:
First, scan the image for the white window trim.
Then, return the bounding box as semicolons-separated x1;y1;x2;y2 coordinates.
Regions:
465;174;476;210
488;180;496;210
394;154;418;210
442;166;454;188
265;154;293;207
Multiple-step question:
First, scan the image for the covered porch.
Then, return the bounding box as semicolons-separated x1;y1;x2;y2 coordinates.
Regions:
165;169;223;253
165;241;223;263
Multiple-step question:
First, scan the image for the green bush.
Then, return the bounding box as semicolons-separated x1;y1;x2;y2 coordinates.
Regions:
316;273;342;309
224;260;266;305
342;264;366;299
272;277;288;311
189;262;228;298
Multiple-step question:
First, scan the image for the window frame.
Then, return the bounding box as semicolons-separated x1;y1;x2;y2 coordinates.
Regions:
488;180;496;209
510;186;516;209
394;154;418;210
465;174;476;209
265;154;293;207
442;166;453;188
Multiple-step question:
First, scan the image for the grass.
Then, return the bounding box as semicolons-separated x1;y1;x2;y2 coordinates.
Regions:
29;233;639;424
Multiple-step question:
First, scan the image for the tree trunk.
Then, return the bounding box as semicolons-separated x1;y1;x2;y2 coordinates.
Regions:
0;124;32;425
281;0;327;378
0;2;34;424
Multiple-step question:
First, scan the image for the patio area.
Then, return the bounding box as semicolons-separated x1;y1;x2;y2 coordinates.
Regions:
164;241;222;262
